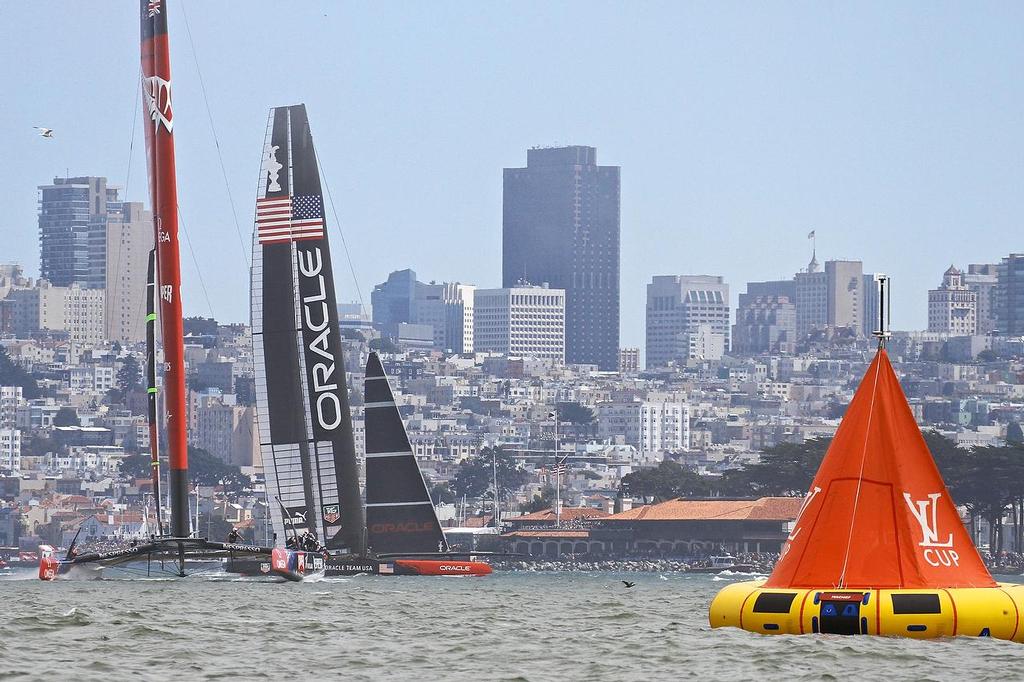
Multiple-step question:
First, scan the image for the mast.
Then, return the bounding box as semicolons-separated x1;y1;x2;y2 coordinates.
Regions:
145;248;164;535
141;0;190;538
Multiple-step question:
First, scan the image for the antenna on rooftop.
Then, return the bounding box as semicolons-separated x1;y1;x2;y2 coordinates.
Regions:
872;274;891;349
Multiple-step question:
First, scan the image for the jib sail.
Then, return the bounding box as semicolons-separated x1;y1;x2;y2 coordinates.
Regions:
364;352;447;554
251;104;364;554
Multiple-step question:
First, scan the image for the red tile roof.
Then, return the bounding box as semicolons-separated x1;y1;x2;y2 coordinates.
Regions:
513;507;609;523
605;497;802;522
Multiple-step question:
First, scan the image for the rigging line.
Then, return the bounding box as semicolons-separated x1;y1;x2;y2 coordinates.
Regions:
179;1;251;270
177;208;216;319
836;355;883;589
314;146;367;311
121;69;143;343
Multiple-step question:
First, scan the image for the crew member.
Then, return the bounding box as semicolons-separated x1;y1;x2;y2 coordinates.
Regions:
226;528;241;544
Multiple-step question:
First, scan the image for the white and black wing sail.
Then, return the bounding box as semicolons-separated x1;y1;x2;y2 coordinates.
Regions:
251;104;364;553
364;352;447;554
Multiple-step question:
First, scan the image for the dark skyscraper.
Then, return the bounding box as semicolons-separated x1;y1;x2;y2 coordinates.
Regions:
502;146;620;369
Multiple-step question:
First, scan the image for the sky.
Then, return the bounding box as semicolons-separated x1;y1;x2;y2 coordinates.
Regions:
1;1;1022;348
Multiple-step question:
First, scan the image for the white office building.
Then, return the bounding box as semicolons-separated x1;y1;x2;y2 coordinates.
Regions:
0;427;21;473
646;275;730;368
474;285;565;363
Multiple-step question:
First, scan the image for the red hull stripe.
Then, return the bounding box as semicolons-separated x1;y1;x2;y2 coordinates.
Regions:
393;560;492;576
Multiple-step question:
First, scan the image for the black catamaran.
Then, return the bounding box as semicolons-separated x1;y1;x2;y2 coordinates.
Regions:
243;104;491;577
40;0;301;581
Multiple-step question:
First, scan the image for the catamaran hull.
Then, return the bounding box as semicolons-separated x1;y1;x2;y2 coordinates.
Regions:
324;557;492;577
225;550;325;581
710;579;1024;641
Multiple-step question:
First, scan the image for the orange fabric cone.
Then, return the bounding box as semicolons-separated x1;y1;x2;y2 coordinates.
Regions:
764;349;994;589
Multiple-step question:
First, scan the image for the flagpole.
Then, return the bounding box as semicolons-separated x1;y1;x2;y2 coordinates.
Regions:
554;408;560;527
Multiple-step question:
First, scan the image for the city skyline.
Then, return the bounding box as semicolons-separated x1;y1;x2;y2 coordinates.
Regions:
2;2;1023;346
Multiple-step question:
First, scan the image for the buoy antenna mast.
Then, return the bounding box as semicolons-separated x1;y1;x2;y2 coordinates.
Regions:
872;274;891;348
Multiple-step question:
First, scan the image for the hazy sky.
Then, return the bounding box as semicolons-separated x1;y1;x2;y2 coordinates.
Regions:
2;1;1022;346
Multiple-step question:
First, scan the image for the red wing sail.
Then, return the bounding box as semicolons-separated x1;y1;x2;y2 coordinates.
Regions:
765;349;994;589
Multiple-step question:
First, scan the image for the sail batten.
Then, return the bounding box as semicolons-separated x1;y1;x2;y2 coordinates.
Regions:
364;352;448;554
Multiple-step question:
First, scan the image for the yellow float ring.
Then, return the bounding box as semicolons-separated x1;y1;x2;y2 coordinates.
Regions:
709;580;1024;642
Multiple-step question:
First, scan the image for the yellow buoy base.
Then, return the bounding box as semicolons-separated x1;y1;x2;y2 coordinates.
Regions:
709;580;1024;641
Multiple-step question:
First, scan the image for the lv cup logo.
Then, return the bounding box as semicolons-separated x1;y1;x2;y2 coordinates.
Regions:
903;492;959;567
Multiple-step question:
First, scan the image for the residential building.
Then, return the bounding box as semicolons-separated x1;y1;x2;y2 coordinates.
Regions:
928;266;977;335
474;285;565;363
191;394;257;466
5;280;105;345
645;275;729;368
597;400;690;455
965;264;999;335
503;146;620;370
0;386;24;427
618;347;639;374
0;427;21;473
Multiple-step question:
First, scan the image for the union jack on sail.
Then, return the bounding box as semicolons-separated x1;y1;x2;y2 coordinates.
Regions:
256;195;325;244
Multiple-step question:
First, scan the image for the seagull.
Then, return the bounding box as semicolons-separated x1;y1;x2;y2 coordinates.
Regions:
622;580;636;589
34;127;54;138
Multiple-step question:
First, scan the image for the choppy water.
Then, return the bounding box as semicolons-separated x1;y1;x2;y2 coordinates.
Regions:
2;570;1023;681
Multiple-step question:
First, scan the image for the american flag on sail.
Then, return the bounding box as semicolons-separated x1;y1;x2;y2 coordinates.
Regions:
550;455;569;475
257;195;325;244
147;0;161;17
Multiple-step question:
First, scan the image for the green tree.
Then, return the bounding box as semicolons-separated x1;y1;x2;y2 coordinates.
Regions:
428;480;455;505
0;346;40;399
557;402;595;425
117;355;142;395
451;447;527;501
1007;422;1024;446
618;459;711;501
53;407;80;427
369;337;400;354
521;485;555;513
736;438;832;496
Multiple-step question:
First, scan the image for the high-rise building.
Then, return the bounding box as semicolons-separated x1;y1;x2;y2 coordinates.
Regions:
996;254;1024;336
503;146;620;370
733;294;797;354
645;275;729;369
862;274;881;338
794;257;863;339
928;266;977;335
473;285;565;363
104;201;152;344
370;268;417;328
37;176;152;344
413;282;475;353
371;270;475;353
965;264;999;334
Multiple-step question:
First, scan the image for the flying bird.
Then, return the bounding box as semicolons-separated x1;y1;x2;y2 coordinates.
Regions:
34;127;54;138
622;580;636;589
